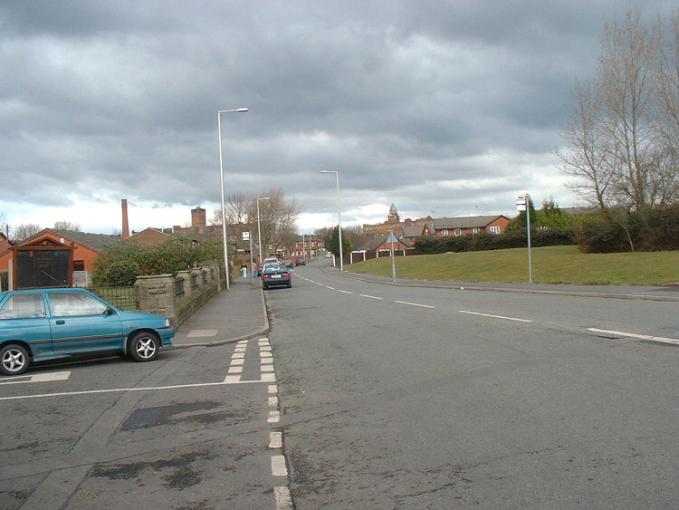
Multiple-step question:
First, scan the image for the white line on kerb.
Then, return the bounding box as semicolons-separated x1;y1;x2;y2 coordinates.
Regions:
587;328;679;345
394;300;435;309
459;310;532;323
360;294;383;300
274;486;293;510
336;289;352;294
271;455;288;476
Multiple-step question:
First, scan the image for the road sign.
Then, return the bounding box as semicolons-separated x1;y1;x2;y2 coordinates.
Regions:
242;232;250;241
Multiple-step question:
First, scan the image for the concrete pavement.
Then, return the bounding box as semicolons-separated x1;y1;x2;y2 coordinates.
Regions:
172;276;269;349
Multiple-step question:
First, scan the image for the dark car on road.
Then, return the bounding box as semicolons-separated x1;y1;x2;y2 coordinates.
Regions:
0;288;175;376
295;257;306;266
261;265;292;290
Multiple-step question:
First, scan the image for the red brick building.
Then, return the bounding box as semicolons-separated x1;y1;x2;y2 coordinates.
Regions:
431;215;511;237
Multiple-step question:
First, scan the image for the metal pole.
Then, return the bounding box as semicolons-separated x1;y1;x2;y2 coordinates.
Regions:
526;193;533;284
249;232;254;288
217;111;230;290
335;172;343;271
257;199;263;264
390;231;396;282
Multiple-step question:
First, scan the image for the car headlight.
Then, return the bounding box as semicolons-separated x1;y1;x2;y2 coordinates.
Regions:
164;319;170;328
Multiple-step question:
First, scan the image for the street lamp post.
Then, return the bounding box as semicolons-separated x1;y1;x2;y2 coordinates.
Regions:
320;170;343;271
218;107;248;290
256;196;270;265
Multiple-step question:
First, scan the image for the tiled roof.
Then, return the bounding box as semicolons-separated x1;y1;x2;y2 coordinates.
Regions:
51;230;120;251
432;215;505;230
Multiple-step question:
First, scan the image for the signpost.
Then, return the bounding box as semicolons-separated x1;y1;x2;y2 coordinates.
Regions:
516;194;532;284
243;231;254;287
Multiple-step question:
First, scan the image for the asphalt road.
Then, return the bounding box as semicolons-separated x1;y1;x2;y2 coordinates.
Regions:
268;260;679;509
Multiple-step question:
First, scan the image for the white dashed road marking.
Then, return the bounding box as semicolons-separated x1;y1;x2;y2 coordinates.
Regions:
269;431;282;449
360;294;383;300
325;285;335;290
274;487;293;510
336;289;352;294
459;310;532;322
587;328;679;345
394;300;435;309
0;371;71;386
268;410;280;423
271;455;288;477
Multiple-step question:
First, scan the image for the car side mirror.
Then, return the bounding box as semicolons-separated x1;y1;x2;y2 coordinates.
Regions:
104;307;116;317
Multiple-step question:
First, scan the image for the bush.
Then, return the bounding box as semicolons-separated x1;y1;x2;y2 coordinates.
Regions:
106;260;140;287
414;229;574;254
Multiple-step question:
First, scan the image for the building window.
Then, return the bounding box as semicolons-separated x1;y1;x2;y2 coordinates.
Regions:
441;229;449;236
454;228;462;236
489;226;501;235
73;260;85;271
472;227;480;234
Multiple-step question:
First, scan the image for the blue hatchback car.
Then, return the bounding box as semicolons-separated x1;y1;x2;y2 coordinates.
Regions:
0;288;175;376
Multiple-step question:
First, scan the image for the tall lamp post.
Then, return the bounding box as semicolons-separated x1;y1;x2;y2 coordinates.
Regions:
256;196;270;265
320;170;343;270
218;107;248;290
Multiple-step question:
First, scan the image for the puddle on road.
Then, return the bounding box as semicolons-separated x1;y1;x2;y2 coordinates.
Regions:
121;401;249;430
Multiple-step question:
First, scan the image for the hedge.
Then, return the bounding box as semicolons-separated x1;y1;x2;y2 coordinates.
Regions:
414;229;575;254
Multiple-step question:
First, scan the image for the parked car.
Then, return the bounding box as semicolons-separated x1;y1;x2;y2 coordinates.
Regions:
285;259;294;268
261;265;292;289
295;257;306;266
0;288;175;376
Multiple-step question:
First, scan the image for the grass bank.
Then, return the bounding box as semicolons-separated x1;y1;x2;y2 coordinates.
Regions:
347;245;679;285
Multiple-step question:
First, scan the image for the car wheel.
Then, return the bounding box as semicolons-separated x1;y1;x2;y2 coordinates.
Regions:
0;343;30;376
128;332;160;362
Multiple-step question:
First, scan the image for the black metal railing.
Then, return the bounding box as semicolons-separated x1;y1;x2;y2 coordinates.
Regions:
174;277;185;298
91;286;137;310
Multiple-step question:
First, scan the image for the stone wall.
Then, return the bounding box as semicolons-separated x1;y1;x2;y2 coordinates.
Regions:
134;264;223;328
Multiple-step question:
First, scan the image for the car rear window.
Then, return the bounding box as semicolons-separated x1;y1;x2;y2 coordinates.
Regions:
0;294;46;319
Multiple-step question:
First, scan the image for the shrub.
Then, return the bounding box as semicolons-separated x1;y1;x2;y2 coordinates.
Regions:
106;260;140;287
414;229;574;254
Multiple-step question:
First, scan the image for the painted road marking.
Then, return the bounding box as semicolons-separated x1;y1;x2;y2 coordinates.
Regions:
231;352;245;359
258;338;269;344
230;358;245;366
336;289;352;294
268;384;277;394
587;328;679;345
360;294;383;300
0;379;273;402
0;371;71;386
262;365;274;373
260;346;272;352
271;455;288;476
268;410;280;423
186;329;218;338
395;300;435;309
274;487;293;510
459;310;532;323
325;285;335;290
269;396;279;407
227;366;243;374
269;431;282;449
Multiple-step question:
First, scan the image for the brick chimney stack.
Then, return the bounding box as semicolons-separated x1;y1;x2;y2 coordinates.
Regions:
121;199;130;239
191;207;207;232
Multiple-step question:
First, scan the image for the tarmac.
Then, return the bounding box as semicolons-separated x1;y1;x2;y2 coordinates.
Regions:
171;261;679;350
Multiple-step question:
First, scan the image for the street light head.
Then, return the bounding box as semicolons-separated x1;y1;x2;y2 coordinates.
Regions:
259;196;270;201
320;170;335;174
236;107;249;112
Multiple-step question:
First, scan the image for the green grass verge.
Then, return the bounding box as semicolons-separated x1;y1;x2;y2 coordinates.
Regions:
347;246;679;285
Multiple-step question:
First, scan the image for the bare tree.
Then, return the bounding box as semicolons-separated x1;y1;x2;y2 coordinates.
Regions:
212;192;254;225
13;224;42;241
248;188;301;256
559;81;617;209
0;212;8;238
53;221;81;232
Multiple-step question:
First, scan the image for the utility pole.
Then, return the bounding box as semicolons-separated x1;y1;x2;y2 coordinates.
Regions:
516;193;533;284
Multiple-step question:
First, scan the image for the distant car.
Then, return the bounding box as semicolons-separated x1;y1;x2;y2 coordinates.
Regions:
295;257;306;266
325;252;333;258
261;265;292;290
258;257;280;276
285;260;294;268
0;288;174;376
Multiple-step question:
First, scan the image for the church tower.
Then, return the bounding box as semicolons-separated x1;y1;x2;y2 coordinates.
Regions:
387;203;400;224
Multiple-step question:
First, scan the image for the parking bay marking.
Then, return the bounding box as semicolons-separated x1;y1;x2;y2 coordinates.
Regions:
0;379;273;402
459;310;532;323
587;328;679;345
0;371;71;386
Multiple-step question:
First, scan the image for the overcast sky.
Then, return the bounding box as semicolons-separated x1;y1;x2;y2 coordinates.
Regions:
1;0;674;234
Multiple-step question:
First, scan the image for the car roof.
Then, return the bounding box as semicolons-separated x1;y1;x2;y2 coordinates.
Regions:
2;288;91;295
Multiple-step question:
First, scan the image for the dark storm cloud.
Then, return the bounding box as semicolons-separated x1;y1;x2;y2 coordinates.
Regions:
1;0;674;227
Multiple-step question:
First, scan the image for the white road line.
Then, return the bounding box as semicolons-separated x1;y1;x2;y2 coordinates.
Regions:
268;384;277;394
269;431;282;449
224;375;241;383
0;371;71;386
230;358;245;366
0;379;271;402
262;365;274;373
336;289;352;294
325;285;335;290
271;455;288;476
261;373;276;382
258;338;269;344
268;396;279;407
274;487;293;510
394;300;435;309
234;347;246;353
231;352;245;359
227;366;243;374
268;410;280;423
308;280;315;283
360;294;383;300
459;310;532;322
587;328;679;345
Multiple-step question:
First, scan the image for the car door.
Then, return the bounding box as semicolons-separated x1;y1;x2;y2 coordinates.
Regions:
46;291;124;357
0;292;53;361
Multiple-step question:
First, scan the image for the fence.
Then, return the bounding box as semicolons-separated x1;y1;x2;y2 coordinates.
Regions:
90;286;137;310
